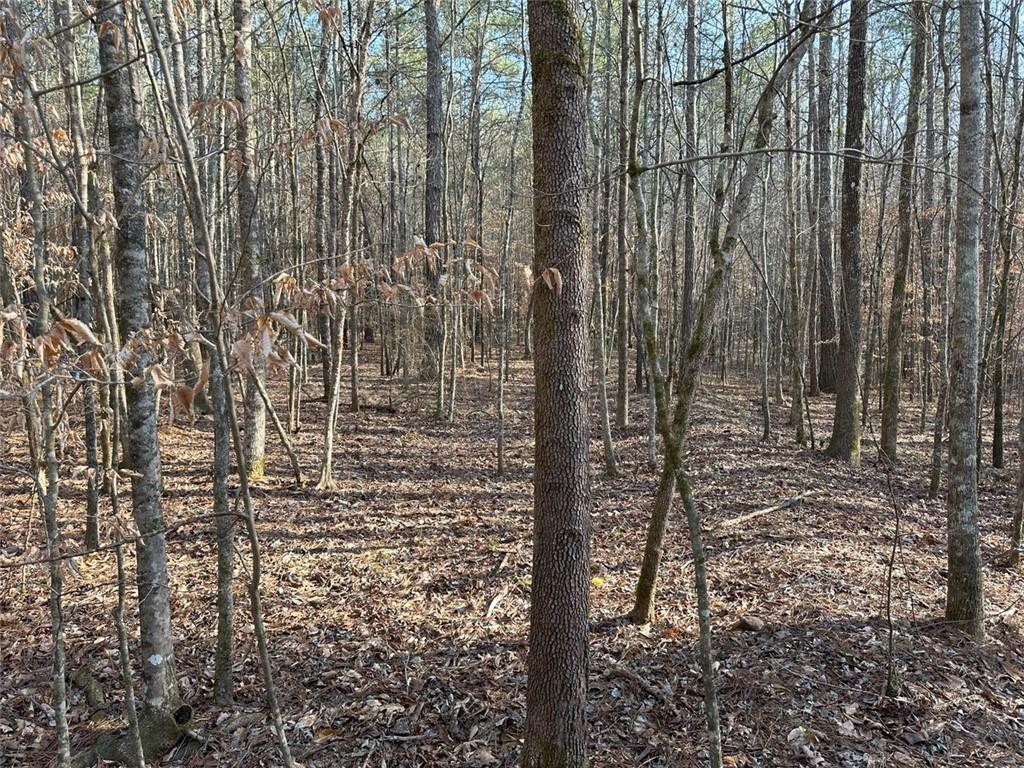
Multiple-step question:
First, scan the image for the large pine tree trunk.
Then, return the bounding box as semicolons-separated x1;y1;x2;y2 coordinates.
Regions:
521;2;592;765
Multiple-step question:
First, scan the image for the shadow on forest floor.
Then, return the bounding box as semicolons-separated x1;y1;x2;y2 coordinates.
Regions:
2;349;1023;767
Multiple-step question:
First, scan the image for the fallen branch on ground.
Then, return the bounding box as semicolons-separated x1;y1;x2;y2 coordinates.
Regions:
717;489;823;530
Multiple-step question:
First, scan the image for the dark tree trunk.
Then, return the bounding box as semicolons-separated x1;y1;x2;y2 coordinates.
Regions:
826;0;868;462
614;0;630;428
424;0;444;361
521;1;592;765
815;6;838;394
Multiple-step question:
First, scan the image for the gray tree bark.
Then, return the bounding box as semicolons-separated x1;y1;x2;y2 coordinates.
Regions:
945;0;985;639
97;1;180;714
234;0;268;479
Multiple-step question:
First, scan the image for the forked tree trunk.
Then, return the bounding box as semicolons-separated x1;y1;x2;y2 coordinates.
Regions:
630;0;815;628
628;11;815;762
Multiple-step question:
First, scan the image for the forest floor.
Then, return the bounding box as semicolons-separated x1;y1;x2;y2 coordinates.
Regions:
2;349;1024;767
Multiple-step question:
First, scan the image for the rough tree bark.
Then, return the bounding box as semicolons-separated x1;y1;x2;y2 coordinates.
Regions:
825;0;868;463
945;0;985;639
424;0;444;363
814;1;838;393
97;0;180;716
520;1;592;765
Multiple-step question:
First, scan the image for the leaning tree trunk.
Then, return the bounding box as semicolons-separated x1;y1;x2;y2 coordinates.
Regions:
680;0;697;352
520;1;593;765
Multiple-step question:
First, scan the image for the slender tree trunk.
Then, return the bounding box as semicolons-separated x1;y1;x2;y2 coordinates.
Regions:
53;0;100;548
1011;406;1024;564
929;2;954;499
614;0;630;429
425;0;445;365
586;0;619;476
759;173;771;441
233;0;267;479
9;16;71;760
880;0;926;462
815;3;838;393
945;0;985;639
97;2;180;715
785;78;806;444
680;0;697;353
